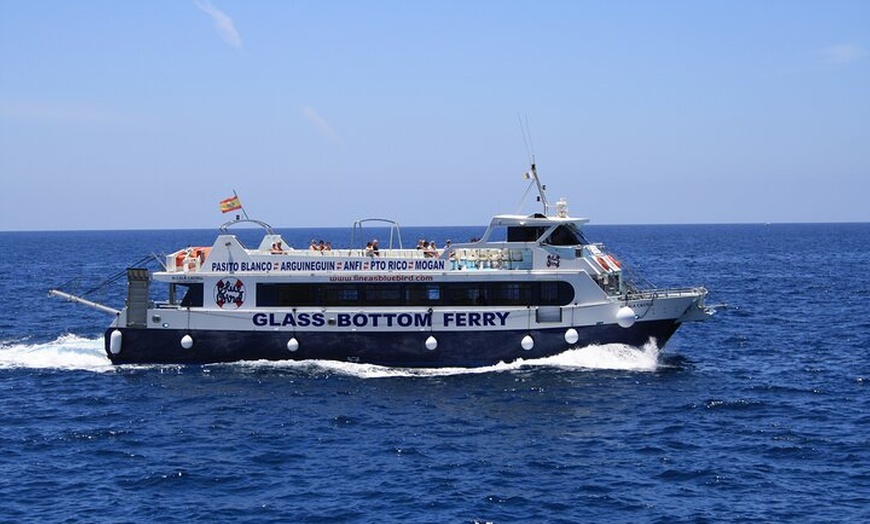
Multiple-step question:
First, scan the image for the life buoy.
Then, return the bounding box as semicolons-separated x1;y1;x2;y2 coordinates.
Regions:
596;256;611;271
608;255;622;269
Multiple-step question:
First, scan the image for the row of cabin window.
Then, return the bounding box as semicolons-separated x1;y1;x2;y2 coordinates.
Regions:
177;281;575;308
256;281;574;307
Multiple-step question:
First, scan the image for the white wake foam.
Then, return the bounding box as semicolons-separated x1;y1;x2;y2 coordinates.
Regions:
525;340;661;372
0;334;113;371
1;335;661;377
227;341;662;378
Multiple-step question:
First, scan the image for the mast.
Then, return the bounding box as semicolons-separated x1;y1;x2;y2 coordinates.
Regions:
529;162;549;216
233;189;250;220
518;114;550;216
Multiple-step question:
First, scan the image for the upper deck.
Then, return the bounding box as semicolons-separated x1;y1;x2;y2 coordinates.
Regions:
157;206;625;303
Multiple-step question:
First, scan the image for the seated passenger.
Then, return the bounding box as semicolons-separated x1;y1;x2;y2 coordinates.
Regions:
270;241;285;254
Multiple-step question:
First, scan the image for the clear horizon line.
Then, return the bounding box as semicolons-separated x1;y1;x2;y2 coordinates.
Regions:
2;219;869;234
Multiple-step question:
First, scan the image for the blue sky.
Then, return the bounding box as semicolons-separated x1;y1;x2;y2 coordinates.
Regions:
1;1;867;231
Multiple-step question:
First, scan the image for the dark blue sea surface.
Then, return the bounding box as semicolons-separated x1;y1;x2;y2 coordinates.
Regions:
1;223;868;523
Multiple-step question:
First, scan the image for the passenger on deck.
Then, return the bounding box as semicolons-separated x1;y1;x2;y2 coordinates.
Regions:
424;240;438;258
324;241;332;251
447;240;457;269
310;239;319;251
365;242;375;257
372;239;380;256
270;241;285;254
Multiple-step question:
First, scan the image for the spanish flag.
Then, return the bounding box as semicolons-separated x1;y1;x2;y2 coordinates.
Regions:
220;195;242;213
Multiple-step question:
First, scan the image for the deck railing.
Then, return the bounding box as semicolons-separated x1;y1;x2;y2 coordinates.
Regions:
626;287;706;300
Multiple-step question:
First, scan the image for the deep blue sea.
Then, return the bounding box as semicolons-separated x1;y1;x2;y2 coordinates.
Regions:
1;223;868;523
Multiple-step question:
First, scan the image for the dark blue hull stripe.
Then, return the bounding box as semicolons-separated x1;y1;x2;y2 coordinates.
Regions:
105;321;681;367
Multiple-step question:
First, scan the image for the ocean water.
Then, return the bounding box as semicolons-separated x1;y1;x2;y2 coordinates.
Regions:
1;223;868;523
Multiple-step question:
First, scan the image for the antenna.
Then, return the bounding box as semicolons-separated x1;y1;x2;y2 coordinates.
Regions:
516;114;549;215
518;113;535;166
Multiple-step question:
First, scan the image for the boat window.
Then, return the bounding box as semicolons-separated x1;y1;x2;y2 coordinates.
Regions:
507;226;548;242
538;281;573;305
256;281;573;307
447;284;488;306
364;284;402;306
323;285;359;306
406;284;442;304
485;225;507;242
490;283;531;304
545;224;586;246
179;284;203;307
285;284;315;305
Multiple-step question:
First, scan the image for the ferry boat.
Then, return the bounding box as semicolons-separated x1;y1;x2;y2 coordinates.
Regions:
51;165;715;366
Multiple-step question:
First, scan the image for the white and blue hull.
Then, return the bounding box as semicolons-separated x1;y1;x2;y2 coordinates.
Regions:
104;321;682;367
104;292;706;366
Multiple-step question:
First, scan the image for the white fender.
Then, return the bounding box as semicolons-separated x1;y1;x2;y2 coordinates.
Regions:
617;306;637;328
425;336;438;351
180;334;194;349
287;337;299;352
109;329;123;355
564;328;579;345
521;335;534;351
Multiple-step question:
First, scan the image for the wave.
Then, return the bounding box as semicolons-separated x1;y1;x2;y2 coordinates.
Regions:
1;335;661;376
226;341;663;378
0;334;113;371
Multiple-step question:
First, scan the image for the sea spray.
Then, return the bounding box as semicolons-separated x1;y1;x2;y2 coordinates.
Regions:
0;334;113;371
214;341;663;378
